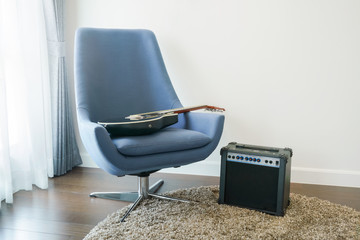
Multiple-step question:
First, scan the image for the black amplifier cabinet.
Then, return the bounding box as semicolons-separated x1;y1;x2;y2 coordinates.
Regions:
219;142;292;216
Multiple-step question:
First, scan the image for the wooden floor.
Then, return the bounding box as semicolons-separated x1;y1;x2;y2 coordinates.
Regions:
0;167;359;240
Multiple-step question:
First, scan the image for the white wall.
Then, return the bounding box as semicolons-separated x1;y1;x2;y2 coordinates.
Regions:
65;0;360;188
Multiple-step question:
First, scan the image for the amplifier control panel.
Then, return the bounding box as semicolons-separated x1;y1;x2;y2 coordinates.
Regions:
227;152;280;168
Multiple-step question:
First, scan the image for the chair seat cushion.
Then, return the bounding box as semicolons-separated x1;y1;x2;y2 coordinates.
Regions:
112;128;211;156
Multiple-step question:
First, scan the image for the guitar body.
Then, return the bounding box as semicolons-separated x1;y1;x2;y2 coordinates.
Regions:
99;114;178;137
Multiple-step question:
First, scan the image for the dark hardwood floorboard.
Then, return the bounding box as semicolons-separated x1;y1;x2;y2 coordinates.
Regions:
0;167;359;240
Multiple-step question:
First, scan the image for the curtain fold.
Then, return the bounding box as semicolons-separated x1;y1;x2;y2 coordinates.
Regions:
43;0;82;175
0;0;53;207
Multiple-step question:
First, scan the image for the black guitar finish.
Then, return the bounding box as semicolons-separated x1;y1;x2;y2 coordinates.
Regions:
99;114;178;137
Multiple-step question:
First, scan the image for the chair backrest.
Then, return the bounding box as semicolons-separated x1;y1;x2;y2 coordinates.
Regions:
74;28;181;122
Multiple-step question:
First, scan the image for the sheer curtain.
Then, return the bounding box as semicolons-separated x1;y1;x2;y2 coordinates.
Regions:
43;0;82;176
0;0;53;207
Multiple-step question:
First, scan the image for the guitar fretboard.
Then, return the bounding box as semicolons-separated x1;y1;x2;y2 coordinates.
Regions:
126;105;225;120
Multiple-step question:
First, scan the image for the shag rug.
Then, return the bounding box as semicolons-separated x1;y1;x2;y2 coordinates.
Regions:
84;186;360;240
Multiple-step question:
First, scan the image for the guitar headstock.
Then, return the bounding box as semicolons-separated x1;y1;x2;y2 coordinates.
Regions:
204;106;225;112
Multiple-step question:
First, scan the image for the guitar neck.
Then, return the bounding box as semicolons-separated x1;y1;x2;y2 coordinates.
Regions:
159;105;209;115
126;105;225;120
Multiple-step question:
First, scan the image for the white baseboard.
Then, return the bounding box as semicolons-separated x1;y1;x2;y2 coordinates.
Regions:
291;167;360;188
79;152;98;168
78;151;360;188
162;163;360;188
160;160;220;177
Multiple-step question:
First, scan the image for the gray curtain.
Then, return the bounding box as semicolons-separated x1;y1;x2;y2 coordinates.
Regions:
43;0;82;175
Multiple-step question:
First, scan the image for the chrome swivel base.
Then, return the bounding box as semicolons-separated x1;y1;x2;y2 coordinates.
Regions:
89;176;191;222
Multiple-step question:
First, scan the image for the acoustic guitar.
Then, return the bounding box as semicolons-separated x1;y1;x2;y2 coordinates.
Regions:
98;105;225;137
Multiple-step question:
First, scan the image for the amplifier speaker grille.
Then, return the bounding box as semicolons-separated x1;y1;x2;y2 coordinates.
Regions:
225;161;279;213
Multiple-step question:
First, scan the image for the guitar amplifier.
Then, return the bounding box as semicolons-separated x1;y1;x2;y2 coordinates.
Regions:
219;142;292;216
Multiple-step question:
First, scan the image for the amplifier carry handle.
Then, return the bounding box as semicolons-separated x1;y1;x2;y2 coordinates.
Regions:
235;143;280;153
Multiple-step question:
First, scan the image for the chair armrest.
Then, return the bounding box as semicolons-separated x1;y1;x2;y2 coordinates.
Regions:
184;112;225;139
78;120;110;150
77;115;127;175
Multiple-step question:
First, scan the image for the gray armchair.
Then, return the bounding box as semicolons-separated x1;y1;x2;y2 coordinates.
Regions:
74;28;224;221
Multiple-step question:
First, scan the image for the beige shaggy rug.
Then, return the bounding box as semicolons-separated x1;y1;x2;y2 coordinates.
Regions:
84;186;360;240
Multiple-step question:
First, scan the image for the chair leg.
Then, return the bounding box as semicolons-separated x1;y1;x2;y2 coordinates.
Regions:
149;179;164;193
120;195;143;222
89;179;163;202
89;192;138;202
148;193;191;203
